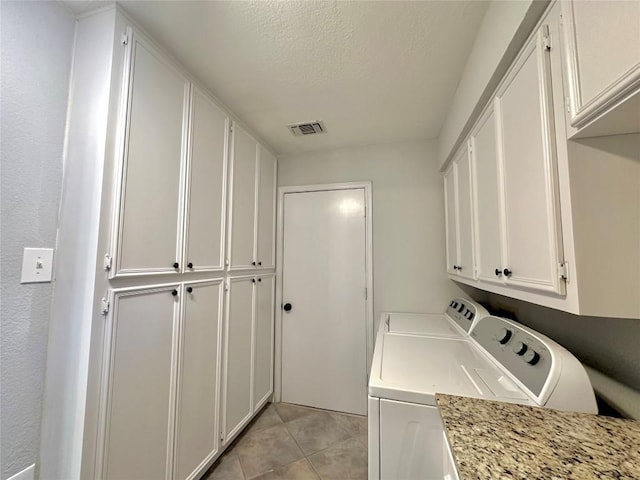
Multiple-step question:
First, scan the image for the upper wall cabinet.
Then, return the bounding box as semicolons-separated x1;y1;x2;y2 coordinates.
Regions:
111;33;230;278
114;32;189;277
444;145;475;280
228;124;277;271
470;105;503;285
493;25;565;296
560;0;640;135
442;1;640;318
461;25;565;297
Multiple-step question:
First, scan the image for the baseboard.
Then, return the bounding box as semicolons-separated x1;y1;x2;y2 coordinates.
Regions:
6;464;34;480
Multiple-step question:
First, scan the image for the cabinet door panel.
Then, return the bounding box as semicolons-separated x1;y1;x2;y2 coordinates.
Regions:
175;281;223;480
229;125;258;270
184;89;228;272
223;277;254;440
443;165;458;275
256;146;277;269
456;148;475;280
472;107;503;283
253;275;274;410
118;37;188;275
496;33;563;294
379;399;444;479
104;287;178;480
565;0;640;119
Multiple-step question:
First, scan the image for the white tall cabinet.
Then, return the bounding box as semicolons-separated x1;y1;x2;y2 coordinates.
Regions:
223;274;275;443
39;7;277;480
114;34;189;276
228;127;277;271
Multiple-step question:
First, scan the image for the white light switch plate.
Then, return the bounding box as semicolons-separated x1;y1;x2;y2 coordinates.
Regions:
21;248;54;283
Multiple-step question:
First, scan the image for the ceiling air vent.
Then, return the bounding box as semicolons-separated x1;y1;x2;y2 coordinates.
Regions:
288;120;326;136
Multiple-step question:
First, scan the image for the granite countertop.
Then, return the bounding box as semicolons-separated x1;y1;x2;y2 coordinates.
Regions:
436;393;640;480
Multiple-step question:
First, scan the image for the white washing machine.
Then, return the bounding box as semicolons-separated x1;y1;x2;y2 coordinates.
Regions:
381;297;489;338
368;312;597;480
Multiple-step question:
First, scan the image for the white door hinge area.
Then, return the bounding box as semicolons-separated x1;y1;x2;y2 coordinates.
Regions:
364;287;368;300
104;254;112;271
542;25;551;51
121;32;129;46
101;297;110;316
224;279;229;292
565;97;571;113
558;262;569;283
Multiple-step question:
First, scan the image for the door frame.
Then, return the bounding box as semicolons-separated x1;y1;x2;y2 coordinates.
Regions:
274;182;374;403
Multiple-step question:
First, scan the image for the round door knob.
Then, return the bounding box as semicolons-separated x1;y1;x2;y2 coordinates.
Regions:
171;289;178;296
497;328;512;345
258;278;262;282
503;268;512;277
252;278;256;283
187;262;193;269
495;268;502;276
524;350;541;365
258;261;262;266
252;261;256;266
513;342;528;355
283;303;292;312
173;262;179;269
186;287;193;293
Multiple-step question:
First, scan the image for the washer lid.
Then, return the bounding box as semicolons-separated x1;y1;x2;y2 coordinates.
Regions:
384;313;463;338
369;334;529;406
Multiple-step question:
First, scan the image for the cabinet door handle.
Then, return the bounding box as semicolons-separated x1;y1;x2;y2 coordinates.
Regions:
171;289;178;296
186;286;193;293
283;303;292;312
252;261;256;266
252;278;256;283
173;262;179;269
495;268;502;276
258;261;262;266
187;262;193;269
258;278;262;282
503;268;512;277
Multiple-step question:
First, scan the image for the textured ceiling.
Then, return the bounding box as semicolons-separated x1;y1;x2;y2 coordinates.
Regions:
67;1;489;154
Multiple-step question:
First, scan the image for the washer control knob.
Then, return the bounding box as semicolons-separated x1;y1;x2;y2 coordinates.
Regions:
450;301;455;307
497;328;512;345
524;350;541;365
513;342;528;356
457;304;465;313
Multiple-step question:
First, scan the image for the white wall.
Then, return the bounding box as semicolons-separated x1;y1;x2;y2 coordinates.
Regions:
0;2;74;479
438;0;548;166
278;139;465;331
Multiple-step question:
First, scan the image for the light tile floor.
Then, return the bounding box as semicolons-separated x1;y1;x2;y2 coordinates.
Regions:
203;403;368;480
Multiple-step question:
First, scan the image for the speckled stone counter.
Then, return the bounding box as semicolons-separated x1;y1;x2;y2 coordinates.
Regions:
436;393;640;480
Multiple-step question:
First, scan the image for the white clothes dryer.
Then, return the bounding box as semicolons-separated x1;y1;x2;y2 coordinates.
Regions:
368;310;597;480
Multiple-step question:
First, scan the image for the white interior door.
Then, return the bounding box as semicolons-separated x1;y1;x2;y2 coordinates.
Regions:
281;188;367;415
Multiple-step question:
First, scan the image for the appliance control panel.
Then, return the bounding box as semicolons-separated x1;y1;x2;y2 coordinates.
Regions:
470;316;553;398
445;298;479;333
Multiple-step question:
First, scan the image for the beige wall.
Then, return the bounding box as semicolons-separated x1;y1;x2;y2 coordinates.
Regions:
278;139;465;332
